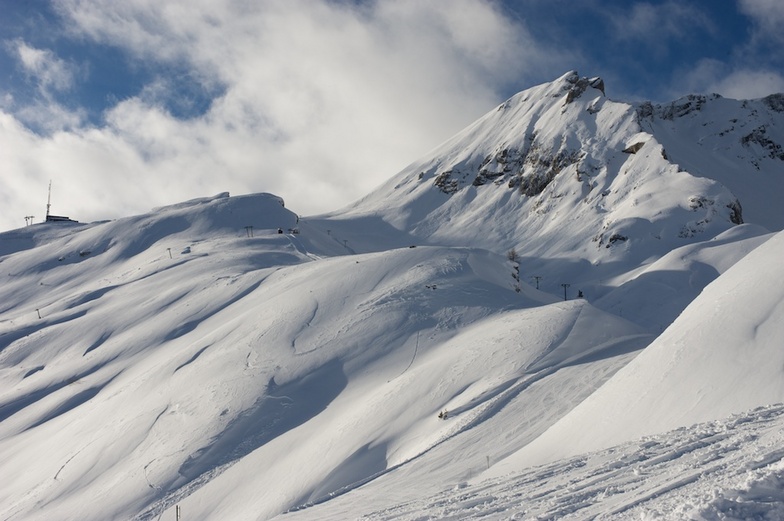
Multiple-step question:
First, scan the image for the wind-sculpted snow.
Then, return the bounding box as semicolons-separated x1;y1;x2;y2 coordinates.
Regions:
1;73;783;520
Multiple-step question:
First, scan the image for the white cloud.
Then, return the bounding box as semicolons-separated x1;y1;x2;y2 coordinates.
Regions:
677;59;784;99
0;0;569;232
14;101;87;133
710;69;784;100
12;40;78;94
738;0;784;43
5;40;87;132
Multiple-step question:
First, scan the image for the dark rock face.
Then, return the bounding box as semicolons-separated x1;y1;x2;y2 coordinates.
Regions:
740;126;784;164
434;171;460;194
763;94;784;113
607;233;628;247
434;143;583;198
638;94;723;121
636;101;655;120
727;200;744;225
686;195;743;226
589;77;605;96
592;232;629;248
515;148;582;197
623;142;646;154
660;94;719;120
565;77;590;104
473;148;527;186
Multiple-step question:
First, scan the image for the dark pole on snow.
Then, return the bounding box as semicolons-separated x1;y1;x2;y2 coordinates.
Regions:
532;275;542;290
561;283;570;301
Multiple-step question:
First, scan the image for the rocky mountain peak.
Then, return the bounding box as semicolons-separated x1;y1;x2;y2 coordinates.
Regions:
338;73;783;267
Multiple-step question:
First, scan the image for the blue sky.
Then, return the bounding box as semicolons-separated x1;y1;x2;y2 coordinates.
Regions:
1;0;782;231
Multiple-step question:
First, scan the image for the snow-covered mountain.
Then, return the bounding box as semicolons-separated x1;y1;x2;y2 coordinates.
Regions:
1;72;782;520
315;70;782;328
328;71;783;251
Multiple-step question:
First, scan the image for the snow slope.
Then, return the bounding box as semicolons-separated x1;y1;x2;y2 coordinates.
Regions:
1;73;783;520
277;231;784;521
487;228;784;472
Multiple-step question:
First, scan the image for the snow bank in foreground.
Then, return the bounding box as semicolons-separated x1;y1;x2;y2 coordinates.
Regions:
279;404;784;520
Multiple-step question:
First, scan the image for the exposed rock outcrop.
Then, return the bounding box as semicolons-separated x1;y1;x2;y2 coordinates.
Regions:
564;73;606;104
740;125;784;164
622;142;646;154
763;93;784;112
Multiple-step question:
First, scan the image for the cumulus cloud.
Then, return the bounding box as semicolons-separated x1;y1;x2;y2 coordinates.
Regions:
1;0;566;232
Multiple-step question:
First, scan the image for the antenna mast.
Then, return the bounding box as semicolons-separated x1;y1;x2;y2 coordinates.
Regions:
46;180;52;220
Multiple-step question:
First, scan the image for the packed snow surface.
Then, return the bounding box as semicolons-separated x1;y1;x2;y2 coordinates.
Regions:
1;73;783;520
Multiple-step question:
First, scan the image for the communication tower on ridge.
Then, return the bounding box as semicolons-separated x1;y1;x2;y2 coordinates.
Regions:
44;181;77;223
45;180;52;220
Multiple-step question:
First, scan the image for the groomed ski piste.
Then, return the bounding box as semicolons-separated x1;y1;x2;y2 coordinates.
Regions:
1;72;783;520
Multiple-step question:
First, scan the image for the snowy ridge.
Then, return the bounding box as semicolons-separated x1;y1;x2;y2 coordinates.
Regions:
639;92;784;230
330;71;753;261
1;73;783;520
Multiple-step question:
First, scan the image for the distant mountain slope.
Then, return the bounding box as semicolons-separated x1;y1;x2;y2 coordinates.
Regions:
640;92;784;230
